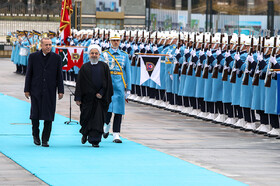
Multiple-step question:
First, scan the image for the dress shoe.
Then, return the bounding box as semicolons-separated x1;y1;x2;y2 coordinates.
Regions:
92;142;100;148
113;139;122;143
81;135;87;144
42;142;49;147
33;136;41;146
103;132;109;139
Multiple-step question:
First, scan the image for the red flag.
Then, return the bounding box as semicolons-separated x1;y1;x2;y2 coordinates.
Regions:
59;0;73;46
64;48;84;71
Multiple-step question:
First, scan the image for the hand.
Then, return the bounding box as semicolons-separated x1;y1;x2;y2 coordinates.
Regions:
168;54;173;59
199;50;204;56
234;53;240;61
225;51;231;58
95;40;99;44
140;44;144;49
24;92;30;99
206;50;212;57
247;55;254;63
125;90;131;99
58;93;63;100
145;45;150;51
190;49;196;57
257;52;263;61
134;45;138;50
175;49;180;55
270;56;277;65
152;46;158;52
216;48;221;56
76;101;81;106
126;43;131;48
184;48;189;54
96;93;102;99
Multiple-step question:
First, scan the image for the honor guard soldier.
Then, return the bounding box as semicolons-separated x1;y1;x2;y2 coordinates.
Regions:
100;32;131;143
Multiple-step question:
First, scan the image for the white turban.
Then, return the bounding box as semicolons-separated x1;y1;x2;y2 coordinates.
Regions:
88;44;101;54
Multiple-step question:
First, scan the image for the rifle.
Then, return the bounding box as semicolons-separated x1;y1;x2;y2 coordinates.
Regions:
142;30;145;43
129;30;132;43
242;31;254;85
103;29;106;42
187;33;197;76
221;34;232;81
212;33;224;78
264;31;278;87
155;31;158;45
97;29;100;39
252;32;265;86
230;31;241;83
173;32;181;74
181;33;190;75
23;31;32;46
131;31;139;67
202;33;213;79
124;30;127;42
93;28;96;40
195;33;205;77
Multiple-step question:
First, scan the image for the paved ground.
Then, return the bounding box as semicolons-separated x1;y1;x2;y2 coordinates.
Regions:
0;58;280;185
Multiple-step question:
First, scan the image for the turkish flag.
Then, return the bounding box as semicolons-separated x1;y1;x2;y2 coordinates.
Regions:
59;0;72;46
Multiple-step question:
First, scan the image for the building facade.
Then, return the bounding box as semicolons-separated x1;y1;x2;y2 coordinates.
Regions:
79;0;146;30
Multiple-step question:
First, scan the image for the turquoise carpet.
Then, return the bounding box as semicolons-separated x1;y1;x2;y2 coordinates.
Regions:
0;94;247;186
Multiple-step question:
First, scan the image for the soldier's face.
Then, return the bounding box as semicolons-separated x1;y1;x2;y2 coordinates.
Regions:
111;40;120;48
41;39;52;54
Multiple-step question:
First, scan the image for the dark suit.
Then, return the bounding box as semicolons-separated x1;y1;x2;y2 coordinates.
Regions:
24;50;64;143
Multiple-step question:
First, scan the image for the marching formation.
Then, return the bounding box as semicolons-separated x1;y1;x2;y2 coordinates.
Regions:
9;28;280;140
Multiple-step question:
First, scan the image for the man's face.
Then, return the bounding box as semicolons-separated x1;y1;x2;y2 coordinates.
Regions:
111;39;120;48
41;39;52;54
89;48;100;61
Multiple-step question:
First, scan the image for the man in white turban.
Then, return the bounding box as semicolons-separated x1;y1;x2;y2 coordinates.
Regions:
74;44;113;147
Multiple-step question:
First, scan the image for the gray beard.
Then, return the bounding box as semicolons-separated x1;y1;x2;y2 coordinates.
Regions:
89;58;98;64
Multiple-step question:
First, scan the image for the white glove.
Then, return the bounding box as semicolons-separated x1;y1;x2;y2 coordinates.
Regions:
257;52;263;61
70;40;74;46
270;56;277;65
206;50;212;57
125;90;131;99
91;40;95;45
152;46;158;52
95;40;99;44
199;50;204;57
204;64;209;68
140;44;144;49
121;43;125;48
255;69;260;74
232;68;237;72
234;53;240;61
190;49;196;57
183;61;187;65
247;54;254;63
223;66;230;70
133;45;138;50
145;45;150;51
126;43;131;48
244;68;249;73
225;51;231;58
169;74;173;80
184;48;189;54
56;40;60;45
175;49;180;55
68;36;73;39
168;54;173;59
216;48;221;56
106;42;110;48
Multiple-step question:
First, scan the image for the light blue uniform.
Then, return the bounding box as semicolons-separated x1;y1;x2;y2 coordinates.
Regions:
100;48;131;115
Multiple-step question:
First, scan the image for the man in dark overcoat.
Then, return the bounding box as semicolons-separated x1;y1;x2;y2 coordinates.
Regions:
24;37;64;147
